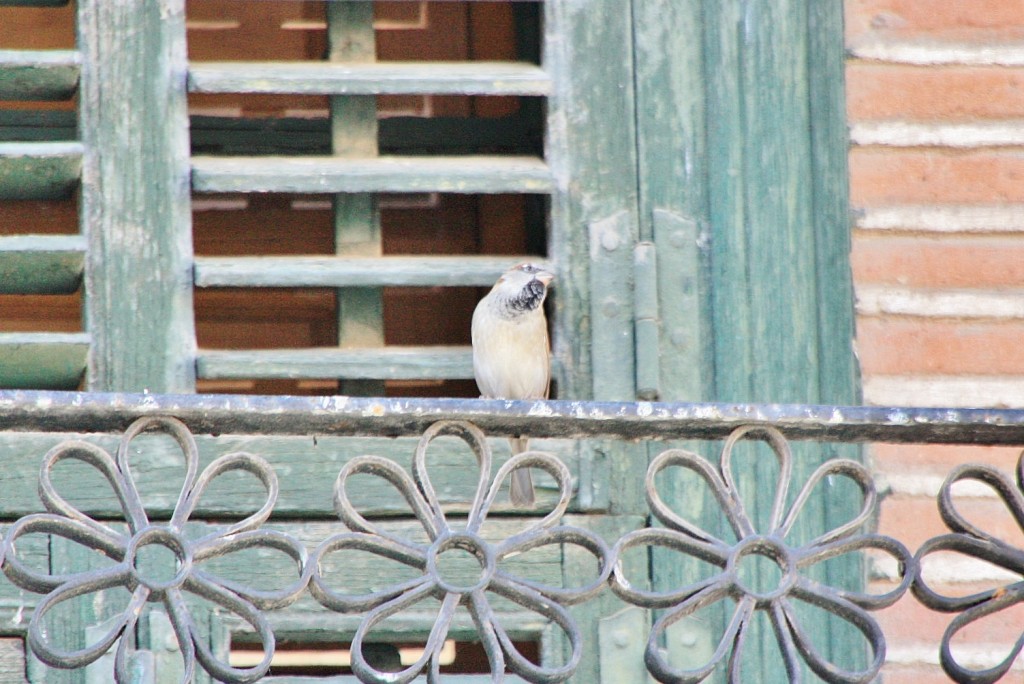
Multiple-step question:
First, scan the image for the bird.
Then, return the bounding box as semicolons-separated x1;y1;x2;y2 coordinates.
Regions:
471;263;554;508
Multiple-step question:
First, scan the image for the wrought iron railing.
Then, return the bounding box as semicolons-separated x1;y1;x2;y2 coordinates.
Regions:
0;391;1023;683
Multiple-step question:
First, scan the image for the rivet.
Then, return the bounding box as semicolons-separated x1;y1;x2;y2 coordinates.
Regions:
613;630;630;648
601;228;621;252
602;298;621;318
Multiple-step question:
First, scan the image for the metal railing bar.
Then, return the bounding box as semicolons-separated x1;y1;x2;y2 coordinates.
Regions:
1;390;1023;445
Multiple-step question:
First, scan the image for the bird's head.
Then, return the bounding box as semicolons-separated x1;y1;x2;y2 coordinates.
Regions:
491;262;554;314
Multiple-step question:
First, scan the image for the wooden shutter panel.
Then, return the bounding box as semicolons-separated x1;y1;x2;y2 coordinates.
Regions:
0;36;87;389
187;7;554;390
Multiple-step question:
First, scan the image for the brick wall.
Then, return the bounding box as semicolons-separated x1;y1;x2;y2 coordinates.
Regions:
846;1;1024;680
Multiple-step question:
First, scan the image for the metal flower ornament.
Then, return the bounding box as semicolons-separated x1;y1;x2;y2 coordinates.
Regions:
1;416;309;684
912;454;1024;684
309;420;613;683
611;425;914;683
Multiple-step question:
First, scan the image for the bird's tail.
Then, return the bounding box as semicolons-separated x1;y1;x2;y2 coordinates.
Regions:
508;436;535;508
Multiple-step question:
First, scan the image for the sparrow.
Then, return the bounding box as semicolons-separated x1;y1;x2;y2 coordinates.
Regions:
471;263;554;508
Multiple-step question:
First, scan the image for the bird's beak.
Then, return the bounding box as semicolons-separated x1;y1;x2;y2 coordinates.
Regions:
536;271;554;286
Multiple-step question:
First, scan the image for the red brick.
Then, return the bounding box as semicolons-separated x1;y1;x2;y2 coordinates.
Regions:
878;665;959;684
850;149;1024;206
857;318;1024;375
847;0;1024;45
875;594;1024;651
869;443;1022;474
852;234;1024;288
879;495;1024;550
847;64;1024;122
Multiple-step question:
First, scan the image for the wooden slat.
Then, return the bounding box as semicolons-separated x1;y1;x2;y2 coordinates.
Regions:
0;431;577;518
0;235;84;294
0;142;82;200
188;61;552;96
0;333;88;389
191;155;553;194
78;0;196;392
328;3;385;398
0;0;67;5
194;255;545;288
197;346;473;381
0;50;79;100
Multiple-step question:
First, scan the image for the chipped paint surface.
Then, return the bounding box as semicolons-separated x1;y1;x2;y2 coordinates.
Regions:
2;390;1024;445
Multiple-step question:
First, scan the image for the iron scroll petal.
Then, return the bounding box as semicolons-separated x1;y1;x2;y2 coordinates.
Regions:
191;528;311;610
618;425;908;684
177;451;281;542
915;535;1024;683
312;419;605;683
913;535;1024;683
3;513;127;593
792;533;915;610
117;416;198;532
27;565;142;670
334;454;442;544
718;425;794;537
777;458;877;546
937;462;1024;542
348;583;456;684
910;451;1024;683
785;579;891;683
938;587;1024;684
412;420;494;533
37;439;135;547
5;416;308;684
610;527;730;609
481;575;584;683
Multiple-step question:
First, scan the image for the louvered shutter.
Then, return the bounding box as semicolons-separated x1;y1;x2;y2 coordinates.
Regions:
0;21;86;389
0;2;648;678
187;5;564;394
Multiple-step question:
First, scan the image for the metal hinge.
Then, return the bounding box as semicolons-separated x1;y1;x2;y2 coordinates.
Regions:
634;240;660;401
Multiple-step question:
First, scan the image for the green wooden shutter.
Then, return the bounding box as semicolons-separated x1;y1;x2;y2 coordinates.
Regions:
630;0;862;679
184;5;647;675
188;12;554;391
0;1;862;681
0;37;86;389
77;0;196;393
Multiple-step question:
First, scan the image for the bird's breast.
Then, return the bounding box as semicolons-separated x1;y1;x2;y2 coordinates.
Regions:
471;308;550;400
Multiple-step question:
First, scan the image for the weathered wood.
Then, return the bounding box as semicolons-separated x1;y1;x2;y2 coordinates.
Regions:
77;0;196;392
0;142;81;200
0;50;79;101
630;0;711;405
0;235;84;294
587;211;636;402
561;516;647;684
0;640;25;684
188;61;551;96
191;155;553;195
0;431;580;518
194;255;548;288
543;0;641;403
0;334;88;389
808;1;865;674
328;2;384;398
668;0;860;676
197;347;474;381
0;0;66;5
